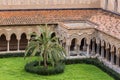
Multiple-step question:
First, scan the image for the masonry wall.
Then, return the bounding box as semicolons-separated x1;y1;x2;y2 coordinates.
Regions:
0;0;100;10
101;0;120;13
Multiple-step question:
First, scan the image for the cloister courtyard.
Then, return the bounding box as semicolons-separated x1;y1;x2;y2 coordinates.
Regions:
0;0;120;80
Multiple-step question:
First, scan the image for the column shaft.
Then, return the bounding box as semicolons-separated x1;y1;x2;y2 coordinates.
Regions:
97;43;100;55
77;45;80;56
7;40;10;52
66;45;70;57
83;39;87;51
91;41;95;54
111;53;114;65
101;46;104;58
116;56;120;66
106;49;109;61
17;40;20;51
87;44;90;57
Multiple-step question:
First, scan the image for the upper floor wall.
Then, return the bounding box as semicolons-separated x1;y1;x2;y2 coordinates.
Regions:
0;0;100;10
0;0;120;14
101;0;120;14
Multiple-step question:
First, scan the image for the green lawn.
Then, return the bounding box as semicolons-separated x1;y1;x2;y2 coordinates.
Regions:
0;57;114;80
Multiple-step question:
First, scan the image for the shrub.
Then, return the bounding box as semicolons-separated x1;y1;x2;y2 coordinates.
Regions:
25;61;65;75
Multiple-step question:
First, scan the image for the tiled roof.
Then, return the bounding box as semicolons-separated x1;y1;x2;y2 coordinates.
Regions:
89;10;120;40
0;10;97;25
0;9;120;40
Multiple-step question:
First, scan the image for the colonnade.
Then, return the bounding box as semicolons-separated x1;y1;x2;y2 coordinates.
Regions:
0;33;28;52
60;37;120;67
0;29;119;68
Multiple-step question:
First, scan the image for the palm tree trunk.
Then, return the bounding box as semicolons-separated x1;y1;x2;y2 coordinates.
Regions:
44;52;47;68
38;53;41;66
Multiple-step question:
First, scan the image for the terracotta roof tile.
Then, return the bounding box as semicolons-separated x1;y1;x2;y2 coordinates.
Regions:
0;9;120;40
89;10;120;39
0;10;97;25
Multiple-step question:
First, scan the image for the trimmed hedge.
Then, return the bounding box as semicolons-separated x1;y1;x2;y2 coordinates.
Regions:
0;52;40;58
25;61;65;75
0;52;24;58
63;58;120;80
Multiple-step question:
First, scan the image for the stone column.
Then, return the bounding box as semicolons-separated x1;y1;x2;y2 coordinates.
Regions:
83;39;87;51
91;41;95;54
87;44;90;57
106;49;109;61
77;44;80;56
66;45;70;57
7;40;10;52
116;56;120;67
106;48;110;61
27;39;29;44
101;46;104;58
111;52;114;65
97;43;100;55
17;40;20;51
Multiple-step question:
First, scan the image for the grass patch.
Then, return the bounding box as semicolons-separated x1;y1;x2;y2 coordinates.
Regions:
0;57;114;80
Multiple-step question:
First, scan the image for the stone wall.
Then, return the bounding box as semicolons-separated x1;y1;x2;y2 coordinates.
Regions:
101;0;120;13
0;0;100;10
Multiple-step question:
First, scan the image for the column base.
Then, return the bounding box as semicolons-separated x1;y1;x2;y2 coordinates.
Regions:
91;51;95;56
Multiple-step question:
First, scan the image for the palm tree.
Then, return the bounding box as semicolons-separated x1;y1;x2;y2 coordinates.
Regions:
25;24;66;68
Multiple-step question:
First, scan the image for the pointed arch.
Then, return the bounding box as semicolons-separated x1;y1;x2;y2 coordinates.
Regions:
70;33;79;44
20;33;28;50
90;37;97;54
51;32;56;38
9;33;18;51
70;38;77;51
106;43;111;62
80;38;87;51
0;34;7;51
